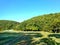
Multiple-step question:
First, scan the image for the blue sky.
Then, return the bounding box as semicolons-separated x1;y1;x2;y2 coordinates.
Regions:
0;0;60;22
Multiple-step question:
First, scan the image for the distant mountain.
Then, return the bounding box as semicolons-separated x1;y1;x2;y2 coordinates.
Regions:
0;20;20;31
16;13;60;32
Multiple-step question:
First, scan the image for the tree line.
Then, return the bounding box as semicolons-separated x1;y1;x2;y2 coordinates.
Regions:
0;13;60;33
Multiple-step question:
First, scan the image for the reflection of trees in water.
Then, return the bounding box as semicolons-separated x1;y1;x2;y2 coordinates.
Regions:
17;37;54;45
31;38;57;45
16;34;59;45
48;34;60;38
40;38;56;45
16;35;33;45
16;40;28;45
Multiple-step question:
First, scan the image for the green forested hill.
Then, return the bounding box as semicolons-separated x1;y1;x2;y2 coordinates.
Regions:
16;13;60;32
0;20;20;30
0;13;60;32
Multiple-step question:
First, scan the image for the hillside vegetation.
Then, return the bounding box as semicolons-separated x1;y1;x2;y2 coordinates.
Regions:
0;13;60;33
16;13;60;33
0;20;20;31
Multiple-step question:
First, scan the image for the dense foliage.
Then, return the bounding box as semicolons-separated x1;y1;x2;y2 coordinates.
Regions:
0;20;20;31
16;13;60;32
0;13;60;32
